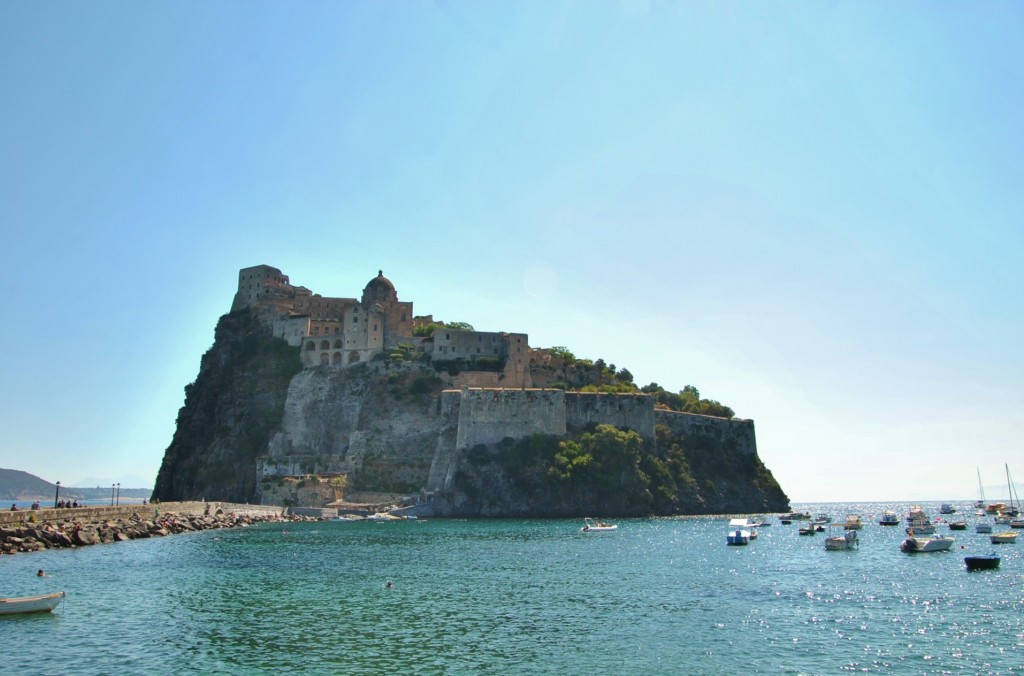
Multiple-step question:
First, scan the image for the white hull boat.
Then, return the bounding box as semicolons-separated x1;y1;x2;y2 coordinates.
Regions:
825;525;858;550
0;591;65;616
581;518;617;532
901;535;955;553
991;531;1018;544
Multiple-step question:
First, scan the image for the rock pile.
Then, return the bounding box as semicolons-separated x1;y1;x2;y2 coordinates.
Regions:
0;510;316;555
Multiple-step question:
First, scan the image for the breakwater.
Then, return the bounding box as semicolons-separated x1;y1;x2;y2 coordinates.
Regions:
0;501;306;556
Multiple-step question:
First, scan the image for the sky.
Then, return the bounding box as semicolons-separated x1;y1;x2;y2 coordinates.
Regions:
1;1;1021;502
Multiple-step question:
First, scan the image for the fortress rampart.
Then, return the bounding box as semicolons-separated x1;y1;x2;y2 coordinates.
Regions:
448;388;566;450
565;392;655;438
655;409;757;456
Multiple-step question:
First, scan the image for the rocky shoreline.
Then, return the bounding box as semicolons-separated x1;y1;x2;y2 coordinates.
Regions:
0;509;317;556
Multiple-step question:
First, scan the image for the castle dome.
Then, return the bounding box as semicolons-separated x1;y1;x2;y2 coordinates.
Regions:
362;270;397;304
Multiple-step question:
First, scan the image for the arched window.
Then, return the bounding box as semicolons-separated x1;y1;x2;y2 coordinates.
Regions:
320;340;330;350
348;351;361;364
306;341;316;351
320;352;329;366
334;339;343;349
332;352;342;365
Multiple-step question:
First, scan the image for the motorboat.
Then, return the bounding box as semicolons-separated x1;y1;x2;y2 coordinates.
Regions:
726;518;751;545
0;591;65;616
1011;518;1024;529
581;518;617;533
964;554;1000;571
824;524;858;551
366;512;403;521
900;534;955;553
907;506;927;523
939;503;956;514
781;511;811;524
976;520;993;534
990;531;1018;544
813;513;832;525
947;520;967;531
798;521;817;536
879;511;900;526
905;518;935;536
840;514;863;530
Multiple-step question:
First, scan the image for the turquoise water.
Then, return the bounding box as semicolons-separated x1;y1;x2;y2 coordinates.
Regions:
2;502;1022;674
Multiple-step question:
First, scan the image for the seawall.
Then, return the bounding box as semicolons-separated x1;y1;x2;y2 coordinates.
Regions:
0;501;284;528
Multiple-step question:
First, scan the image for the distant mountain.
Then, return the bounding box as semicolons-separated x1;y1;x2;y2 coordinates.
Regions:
0;468;74;500
1;468;151;501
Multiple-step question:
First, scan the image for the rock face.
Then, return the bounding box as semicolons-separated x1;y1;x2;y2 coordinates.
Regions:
153;309;790;516
153;310;302;503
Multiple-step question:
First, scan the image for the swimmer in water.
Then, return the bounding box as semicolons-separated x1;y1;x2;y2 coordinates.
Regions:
384;580;393;589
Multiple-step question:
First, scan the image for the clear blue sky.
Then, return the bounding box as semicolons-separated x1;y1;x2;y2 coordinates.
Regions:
1;2;1021;501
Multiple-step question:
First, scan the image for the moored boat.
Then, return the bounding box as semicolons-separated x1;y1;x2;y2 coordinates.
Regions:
964;554;1000;571
990;531;1018;544
726;518;751;545
976;520;993;534
947;519;967;531
0;591;65;616
581;517;617;532
939;503;956;514
907;506;927;523
905;518;935;535
900;534;955;553
824;524;858;551
878;511;900;526
840;514;862;530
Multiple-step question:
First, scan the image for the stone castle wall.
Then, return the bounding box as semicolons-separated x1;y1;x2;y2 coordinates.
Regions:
451;388;567;450
565;392;656;439
655;410;757;456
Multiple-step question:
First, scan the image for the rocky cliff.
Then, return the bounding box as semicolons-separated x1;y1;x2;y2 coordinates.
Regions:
152;310;301;503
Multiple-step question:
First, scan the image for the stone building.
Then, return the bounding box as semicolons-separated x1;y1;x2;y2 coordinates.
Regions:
231;265;529;380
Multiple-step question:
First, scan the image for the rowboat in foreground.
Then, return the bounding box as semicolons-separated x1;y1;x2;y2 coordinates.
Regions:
0;591;65;616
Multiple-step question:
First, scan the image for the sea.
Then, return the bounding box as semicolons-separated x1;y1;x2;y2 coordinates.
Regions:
1;501;1021;675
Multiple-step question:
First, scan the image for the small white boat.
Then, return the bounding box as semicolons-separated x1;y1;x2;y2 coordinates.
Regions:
825;525;858;551
366;512;402;522
976;520;993;534
900;534;955;553
726;518;751;545
581;518;617;533
990;531;1018;544
0;591;65;616
905;518;935;535
841;514;863;530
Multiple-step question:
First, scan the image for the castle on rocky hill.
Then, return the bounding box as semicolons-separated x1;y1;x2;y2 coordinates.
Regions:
232;265;532;387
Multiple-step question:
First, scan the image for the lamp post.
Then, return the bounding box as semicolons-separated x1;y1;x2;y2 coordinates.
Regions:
54;481;60;508
116;483;121;506
111;483;115;506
